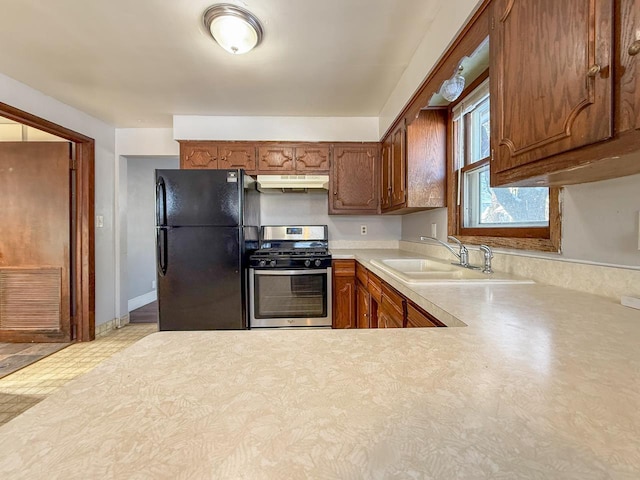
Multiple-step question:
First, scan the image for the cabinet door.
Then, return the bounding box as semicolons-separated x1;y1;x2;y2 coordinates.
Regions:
380;283;405;328
619;0;640;133
391;123;407;207
356;281;370;329
330;145;378;214
180;142;218;169
407;302;443;328
490;0;613;178
218;143;257;173
295;145;330;172
380;139;392;211
258;145;295;173
332;260;356;329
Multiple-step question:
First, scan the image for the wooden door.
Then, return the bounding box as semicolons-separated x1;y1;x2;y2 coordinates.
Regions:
258;145;295;173
0;142;73;342
619;0;640;132
391;122;407;207
356;281;370;329
180;142;217;169
294;145;330;172
490;0;613;178
380;139;392;211
332;260;356;329
218;143;257;173
329;144;378;214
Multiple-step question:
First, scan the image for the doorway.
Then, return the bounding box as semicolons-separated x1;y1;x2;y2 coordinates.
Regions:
0;102;95;342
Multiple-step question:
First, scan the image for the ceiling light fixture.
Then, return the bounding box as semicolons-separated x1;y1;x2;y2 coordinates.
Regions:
439;65;465;102
203;4;264;55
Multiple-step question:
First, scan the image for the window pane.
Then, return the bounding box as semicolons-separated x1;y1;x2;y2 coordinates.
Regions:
469;97;490;164
464;164;549;228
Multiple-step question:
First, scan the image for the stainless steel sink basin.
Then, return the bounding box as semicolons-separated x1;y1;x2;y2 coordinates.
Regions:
369;258;534;285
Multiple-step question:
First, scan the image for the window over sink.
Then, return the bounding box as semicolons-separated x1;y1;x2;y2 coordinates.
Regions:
449;75;561;252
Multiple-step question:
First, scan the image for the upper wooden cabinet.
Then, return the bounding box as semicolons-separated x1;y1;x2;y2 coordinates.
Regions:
381;110;447;214
329;144;379;215
391;121;407;208
380;139;392;210
180;142;218;169
294;145;330;172
258;145;295;173
491;0;613;183
488;0;640;186
217;143;257;173
258;144;330;174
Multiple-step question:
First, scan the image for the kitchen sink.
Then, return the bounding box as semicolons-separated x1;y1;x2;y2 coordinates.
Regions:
369;258;534;285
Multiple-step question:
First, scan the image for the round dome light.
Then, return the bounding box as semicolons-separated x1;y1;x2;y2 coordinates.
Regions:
203;4;264;55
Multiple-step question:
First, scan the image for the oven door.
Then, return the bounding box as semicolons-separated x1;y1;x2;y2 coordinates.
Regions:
249;268;332;328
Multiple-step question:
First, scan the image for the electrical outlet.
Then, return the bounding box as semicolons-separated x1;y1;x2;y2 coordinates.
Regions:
152;280;156;290
360;225;368;236
96;215;104;228
430;223;437;238
637;211;640;250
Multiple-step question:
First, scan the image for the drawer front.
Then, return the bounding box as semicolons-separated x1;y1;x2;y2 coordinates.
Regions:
355;262;368;286
367;272;382;303
332;259;356;277
381;283;405;316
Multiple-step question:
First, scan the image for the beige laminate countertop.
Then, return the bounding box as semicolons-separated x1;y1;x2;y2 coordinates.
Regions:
0;249;639;478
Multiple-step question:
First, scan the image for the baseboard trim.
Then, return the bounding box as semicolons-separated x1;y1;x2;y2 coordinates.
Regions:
128;291;157;312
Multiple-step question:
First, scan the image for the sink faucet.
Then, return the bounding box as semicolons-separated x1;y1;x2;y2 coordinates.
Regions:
479;244;493;274
419;235;470;267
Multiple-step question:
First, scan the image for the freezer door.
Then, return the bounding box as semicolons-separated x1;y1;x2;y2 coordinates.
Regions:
156;169;242;227
157;226;246;330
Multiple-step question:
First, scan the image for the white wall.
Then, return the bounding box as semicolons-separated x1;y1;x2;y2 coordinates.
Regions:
401;173;640;268
0;72;117;327
261;192;401;242
127;156;179;302
115;128;180;319
173;116;379;142
378;0;485;134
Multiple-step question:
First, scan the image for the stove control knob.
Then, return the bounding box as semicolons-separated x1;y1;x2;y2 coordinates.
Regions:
304;259;311;267
269;260;277;267
259;260;267;268
314;259;322;267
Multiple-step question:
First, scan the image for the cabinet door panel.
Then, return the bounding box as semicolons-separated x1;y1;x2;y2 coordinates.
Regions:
332;260;356;329
258;146;295;173
295;145;330;172
181;143;217;169
380;139;392;210
619;0;640;132
330;145;378;214
491;0;613;176
218;143;257;172
356;282;370;329
391;124;407;207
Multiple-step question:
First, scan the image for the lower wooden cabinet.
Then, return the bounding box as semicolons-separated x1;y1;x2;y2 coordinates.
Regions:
332;260;446;329
332;260;356;329
379;283;405;328
406;302;444;328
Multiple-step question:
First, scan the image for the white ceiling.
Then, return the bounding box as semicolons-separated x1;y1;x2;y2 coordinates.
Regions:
0;0;444;128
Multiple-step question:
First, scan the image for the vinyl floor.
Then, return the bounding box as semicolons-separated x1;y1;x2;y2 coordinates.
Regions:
0;323;156;426
0;343;70;380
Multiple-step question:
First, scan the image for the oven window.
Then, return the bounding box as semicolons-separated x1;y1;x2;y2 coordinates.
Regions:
254;272;327;319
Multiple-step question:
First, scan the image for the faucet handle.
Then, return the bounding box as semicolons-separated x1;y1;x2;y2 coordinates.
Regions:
479;244;493;258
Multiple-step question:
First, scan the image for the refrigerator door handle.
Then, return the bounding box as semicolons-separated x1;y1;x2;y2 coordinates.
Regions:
157;227;168;276
156;176;167;226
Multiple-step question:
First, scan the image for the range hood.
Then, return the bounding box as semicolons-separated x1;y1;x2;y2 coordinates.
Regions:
256;174;330;193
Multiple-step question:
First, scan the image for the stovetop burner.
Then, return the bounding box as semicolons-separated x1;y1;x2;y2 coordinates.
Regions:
249;225;331;269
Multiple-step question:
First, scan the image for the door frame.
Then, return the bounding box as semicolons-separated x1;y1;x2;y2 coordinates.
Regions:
0;101;95;341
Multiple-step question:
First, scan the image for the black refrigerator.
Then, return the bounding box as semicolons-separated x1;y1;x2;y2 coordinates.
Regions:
155;169;260;330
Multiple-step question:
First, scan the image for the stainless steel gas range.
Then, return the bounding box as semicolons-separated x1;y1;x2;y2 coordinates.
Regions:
248;225;332;328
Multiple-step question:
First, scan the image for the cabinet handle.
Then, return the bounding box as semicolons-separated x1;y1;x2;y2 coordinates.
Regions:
586;64;601;77
334;191;337;195
629;40;640;56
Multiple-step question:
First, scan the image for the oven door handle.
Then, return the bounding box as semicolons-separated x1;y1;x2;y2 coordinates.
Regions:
251;268;330;276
